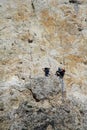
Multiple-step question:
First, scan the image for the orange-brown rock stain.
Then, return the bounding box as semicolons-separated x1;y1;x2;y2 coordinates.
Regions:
13;11;29;22
66;55;83;64
41;10;56;33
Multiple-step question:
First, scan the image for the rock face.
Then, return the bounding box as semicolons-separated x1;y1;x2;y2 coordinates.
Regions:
9;101;84;130
0;0;87;130
25;76;60;101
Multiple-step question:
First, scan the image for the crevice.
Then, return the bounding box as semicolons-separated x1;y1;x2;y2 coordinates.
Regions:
78;27;83;32
83;61;87;65
31;2;35;10
21;77;25;80
19;61;23;64
31;0;35;11
29;88;40;102
28;39;33;43
69;0;81;4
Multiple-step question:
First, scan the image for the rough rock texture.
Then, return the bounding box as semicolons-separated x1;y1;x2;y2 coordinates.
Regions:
25;76;61;101
9;101;85;130
0;0;87;130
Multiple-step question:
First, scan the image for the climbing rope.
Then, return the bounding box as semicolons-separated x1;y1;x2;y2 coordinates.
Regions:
29;44;33;88
60;78;65;102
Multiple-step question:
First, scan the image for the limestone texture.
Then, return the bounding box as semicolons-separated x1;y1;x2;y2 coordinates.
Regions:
0;0;87;130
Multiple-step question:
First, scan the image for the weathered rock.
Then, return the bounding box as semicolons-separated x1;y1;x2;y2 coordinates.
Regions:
25;76;60;101
9;101;85;130
0;101;4;111
0;0;87;129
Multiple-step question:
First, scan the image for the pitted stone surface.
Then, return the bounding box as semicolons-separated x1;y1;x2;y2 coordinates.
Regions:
25;76;60;101
0;0;87;130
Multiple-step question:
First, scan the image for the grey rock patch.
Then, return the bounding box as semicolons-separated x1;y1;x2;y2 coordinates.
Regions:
25;76;61;101
9;101;85;130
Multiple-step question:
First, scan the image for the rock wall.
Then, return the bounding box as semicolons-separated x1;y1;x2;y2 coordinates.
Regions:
0;0;87;130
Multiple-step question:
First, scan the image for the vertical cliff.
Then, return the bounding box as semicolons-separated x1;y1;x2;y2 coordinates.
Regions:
0;0;87;130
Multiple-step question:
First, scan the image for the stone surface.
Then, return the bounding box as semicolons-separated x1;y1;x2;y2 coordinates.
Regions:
8;101;86;130
25;76;60;101
0;0;87;130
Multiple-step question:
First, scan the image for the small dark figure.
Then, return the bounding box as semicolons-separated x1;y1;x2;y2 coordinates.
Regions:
56;67;65;78
43;68;50;77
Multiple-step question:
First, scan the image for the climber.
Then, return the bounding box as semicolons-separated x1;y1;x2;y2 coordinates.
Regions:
56;67;66;102
43;67;50;77
55;67;65;78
